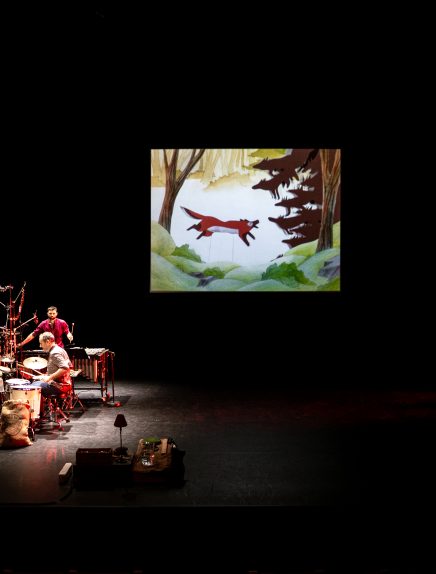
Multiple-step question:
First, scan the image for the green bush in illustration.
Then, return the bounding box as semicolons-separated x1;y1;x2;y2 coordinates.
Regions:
172;243;202;263
203;267;225;279
262;262;315;288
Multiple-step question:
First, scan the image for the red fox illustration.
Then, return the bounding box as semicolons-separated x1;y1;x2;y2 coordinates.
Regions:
181;206;259;246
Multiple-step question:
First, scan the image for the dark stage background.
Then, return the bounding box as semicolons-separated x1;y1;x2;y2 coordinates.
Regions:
2;8;382;388
4;139;394;388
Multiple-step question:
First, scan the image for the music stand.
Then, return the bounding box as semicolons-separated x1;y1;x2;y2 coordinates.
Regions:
67;347;89;360
66;347;88;411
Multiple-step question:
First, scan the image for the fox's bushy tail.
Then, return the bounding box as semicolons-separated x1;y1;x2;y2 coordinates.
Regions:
181;206;204;220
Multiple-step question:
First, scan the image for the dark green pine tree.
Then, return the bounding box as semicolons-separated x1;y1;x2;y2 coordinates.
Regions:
252;149;340;252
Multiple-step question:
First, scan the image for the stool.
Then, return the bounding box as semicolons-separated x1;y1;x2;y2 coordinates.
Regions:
44;393;70;431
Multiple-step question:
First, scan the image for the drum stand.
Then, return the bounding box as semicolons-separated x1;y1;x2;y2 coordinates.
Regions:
28;417;37;441
67;369;86;412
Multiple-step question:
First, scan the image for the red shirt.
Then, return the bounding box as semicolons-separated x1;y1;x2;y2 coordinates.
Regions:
32;318;70;348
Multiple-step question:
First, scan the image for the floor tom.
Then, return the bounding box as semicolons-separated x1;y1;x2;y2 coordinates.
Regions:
8;383;42;419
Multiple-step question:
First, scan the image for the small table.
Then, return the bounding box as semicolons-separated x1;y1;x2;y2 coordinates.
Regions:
131;438;185;485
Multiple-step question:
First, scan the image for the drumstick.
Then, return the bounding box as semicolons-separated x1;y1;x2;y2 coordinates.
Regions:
19;363;71;390
18;365;46;380
18;364;45;376
19;369;45;378
21;366;66;391
19;369;63;391
19;369;41;379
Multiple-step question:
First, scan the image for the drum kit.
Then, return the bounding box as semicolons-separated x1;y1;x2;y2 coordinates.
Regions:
0;283;44;424
0;356;48;417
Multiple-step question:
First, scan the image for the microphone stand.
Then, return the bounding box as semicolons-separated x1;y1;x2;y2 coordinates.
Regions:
7;287;16;357
15;313;38;331
0;300;6;357
1;283;25;371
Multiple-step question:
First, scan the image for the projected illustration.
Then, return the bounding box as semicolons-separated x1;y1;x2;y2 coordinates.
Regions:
151;149;340;292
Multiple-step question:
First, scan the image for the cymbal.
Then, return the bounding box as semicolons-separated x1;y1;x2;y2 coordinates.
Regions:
1;355;14;363
0;365;12;373
23;356;48;370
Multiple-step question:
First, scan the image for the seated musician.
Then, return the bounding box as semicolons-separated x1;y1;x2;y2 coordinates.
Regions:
35;332;72;408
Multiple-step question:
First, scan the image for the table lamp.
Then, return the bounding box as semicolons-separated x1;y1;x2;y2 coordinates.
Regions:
114;414;128;460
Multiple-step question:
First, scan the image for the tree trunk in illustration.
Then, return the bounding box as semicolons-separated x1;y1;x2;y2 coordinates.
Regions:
158;149;206;232
201;149;220;183
316;149;341;253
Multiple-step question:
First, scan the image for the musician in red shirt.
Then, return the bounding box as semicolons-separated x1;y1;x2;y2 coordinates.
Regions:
17;306;73;349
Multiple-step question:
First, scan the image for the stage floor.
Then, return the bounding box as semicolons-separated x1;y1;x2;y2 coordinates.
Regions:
1;381;435;572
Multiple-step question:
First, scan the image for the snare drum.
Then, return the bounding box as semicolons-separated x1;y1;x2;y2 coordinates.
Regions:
7;382;42;419
5;378;28;390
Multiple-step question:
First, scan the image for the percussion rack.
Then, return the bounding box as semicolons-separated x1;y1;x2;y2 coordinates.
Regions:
0;283;26;374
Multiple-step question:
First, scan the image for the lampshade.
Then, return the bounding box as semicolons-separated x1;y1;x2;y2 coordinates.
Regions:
114;414;127;428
